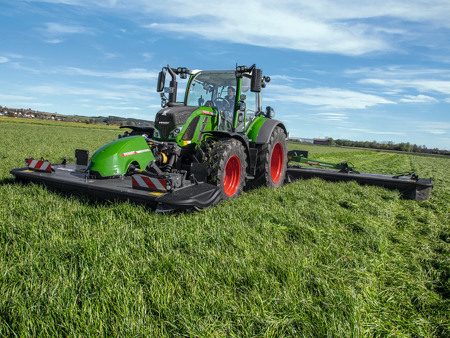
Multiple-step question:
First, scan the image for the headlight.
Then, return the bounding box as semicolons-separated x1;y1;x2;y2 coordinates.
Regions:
153;128;161;138
169;126;183;139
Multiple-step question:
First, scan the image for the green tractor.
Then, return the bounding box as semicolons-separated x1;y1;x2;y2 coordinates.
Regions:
12;64;433;212
87;64;288;200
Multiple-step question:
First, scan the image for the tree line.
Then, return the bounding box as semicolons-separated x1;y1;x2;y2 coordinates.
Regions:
330;138;449;155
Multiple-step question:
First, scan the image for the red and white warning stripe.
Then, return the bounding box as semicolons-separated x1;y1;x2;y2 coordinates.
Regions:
26;159;52;172
132;175;167;191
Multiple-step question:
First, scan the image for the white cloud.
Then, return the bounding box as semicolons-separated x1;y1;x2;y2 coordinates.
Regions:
266;84;395;109
36;22;92;43
399;94;439;103
147;17;387;56
360;78;450;95
346;66;450;78
269;75;312;82
30;0;450;55
45;39;63;44
413;121;450;135
316;112;349;121
0;57;9;63
143;1;450;55
0;94;35;101
96;106;141;110
142;53;153;61
27;84;153;101
60;67;158;80
43;22;88;35
429;129;446;134
347;66;450;97
341;127;406;135
3;53;24;59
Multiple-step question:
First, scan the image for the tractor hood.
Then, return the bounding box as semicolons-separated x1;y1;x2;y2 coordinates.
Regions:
154;106;198;139
87;136;154;177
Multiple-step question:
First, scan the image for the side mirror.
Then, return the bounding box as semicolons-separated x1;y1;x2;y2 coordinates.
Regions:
157;71;166;92
238;113;244;123
265;106;275;118
251;69;262;92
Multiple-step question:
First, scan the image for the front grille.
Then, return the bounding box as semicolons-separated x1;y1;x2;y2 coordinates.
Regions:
155;106;197;139
181;116;200;141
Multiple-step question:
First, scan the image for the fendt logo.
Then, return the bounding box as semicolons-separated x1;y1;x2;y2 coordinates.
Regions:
121;149;151;157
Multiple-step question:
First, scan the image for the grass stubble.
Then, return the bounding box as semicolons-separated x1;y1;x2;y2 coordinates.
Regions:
1;119;449;337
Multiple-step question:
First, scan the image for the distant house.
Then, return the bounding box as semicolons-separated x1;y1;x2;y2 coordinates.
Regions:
422;148;448;154
300;138;314;144
313;138;330;146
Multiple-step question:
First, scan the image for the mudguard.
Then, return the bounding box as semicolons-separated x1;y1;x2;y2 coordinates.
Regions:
254;119;287;145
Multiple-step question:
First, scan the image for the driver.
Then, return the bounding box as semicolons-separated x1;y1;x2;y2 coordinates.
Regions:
224;86;235;110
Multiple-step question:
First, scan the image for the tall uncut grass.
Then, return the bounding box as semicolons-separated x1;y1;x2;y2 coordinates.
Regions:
1;118;449;337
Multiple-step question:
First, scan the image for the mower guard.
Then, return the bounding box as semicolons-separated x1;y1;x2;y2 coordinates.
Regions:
286;165;433;201
10;164;221;212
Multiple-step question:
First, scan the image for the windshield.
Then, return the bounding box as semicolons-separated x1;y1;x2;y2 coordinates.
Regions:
187;71;237;111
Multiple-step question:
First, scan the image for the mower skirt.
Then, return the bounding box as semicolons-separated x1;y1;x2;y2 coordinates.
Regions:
10;164;221;212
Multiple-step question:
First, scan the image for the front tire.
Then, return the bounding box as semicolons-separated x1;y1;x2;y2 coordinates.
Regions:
196;138;247;200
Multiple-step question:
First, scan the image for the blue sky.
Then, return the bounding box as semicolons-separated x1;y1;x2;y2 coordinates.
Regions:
1;0;449;149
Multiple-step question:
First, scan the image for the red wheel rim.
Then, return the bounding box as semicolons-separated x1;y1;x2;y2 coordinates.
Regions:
223;155;241;196
270;142;284;183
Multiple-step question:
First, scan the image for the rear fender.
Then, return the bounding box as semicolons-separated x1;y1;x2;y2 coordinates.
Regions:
253;119;287;145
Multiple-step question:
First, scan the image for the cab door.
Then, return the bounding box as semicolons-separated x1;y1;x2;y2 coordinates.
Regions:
235;75;261;133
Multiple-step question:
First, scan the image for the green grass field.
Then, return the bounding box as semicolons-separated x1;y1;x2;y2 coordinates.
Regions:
1;118;449;337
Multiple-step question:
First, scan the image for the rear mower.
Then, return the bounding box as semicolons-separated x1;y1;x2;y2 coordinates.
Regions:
10;64;433;211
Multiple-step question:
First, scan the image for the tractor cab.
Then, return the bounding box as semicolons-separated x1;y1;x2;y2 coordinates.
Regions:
155;65;271;140
184;70;261;133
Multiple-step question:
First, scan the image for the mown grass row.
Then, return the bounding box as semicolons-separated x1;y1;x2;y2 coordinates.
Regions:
1;120;449;337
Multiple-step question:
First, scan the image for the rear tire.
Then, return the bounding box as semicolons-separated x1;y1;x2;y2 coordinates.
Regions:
196;138;247;200
251;126;287;188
